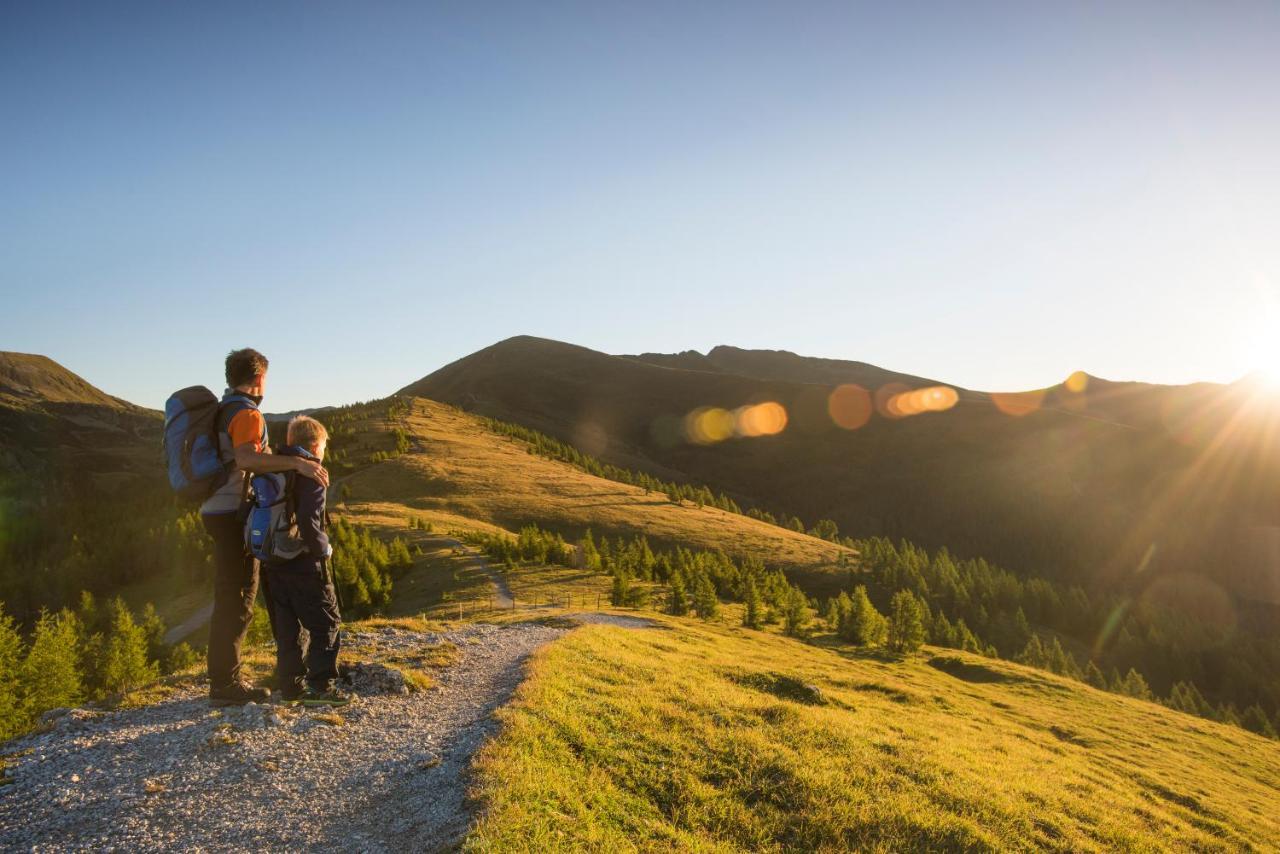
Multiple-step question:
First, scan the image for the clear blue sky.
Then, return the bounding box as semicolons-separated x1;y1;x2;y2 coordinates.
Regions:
3;2;1279;411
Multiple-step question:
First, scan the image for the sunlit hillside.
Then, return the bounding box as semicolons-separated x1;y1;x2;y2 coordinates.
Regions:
332;397;852;594
467;617;1280;852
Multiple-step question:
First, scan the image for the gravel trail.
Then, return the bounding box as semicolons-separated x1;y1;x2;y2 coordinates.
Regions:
0;614;651;852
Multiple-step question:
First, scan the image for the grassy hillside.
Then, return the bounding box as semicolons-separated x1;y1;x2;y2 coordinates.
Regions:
400;335;1280;607
334;397;852;595
467;618;1280;851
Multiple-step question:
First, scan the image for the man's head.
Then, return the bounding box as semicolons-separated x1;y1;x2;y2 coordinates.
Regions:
287;415;329;461
225;348;269;395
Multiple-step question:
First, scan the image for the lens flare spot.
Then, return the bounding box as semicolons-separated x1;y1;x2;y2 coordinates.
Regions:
1092;599;1130;659
991;389;1046;417
828;384;872;430
888;385;959;417
875;383;912;419
1065;371;1089;393
684;406;736;444
736;401;788;437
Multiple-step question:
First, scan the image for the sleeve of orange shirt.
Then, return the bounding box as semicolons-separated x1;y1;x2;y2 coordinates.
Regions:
227;409;266;452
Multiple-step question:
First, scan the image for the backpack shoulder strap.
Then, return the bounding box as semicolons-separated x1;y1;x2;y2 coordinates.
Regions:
284;471;299;524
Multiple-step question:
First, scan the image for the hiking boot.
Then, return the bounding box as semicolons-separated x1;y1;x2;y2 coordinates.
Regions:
300;684;351;707
209;681;271;707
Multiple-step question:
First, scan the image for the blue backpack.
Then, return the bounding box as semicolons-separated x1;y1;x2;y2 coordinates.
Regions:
244;472;307;564
162;386;233;502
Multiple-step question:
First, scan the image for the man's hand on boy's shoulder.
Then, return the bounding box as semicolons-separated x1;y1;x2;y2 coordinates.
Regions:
293;457;330;487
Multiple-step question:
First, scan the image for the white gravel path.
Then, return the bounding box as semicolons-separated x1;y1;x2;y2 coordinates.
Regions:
0;614;651;852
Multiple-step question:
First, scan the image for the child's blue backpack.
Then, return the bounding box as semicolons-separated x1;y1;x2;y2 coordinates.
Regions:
244;472;307;564
163;386;232;503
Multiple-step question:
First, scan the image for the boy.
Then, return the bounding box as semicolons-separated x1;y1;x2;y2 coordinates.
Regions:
202;348;328;706
265;415;347;705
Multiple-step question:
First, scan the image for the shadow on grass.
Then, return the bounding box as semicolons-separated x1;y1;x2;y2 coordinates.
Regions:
724;669;828;705
926;654;1020;684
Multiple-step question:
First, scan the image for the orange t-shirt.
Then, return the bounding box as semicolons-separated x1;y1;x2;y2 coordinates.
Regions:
227;408;266;452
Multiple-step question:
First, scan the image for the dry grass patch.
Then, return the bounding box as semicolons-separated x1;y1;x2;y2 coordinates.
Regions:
333;398;853;595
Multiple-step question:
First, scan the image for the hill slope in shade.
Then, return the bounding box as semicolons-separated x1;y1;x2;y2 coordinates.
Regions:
400;336;1280;606
469;617;1280;851
0;351;160;488
334;397;851;593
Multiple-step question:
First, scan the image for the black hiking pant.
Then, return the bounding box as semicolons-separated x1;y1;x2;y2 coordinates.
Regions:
264;562;342;691
202;512;259;688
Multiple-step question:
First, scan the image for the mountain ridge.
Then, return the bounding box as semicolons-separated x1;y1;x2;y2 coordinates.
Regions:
398;335;1280;606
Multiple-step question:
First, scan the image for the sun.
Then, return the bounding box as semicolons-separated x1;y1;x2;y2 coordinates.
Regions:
1243;303;1280;389
1247;341;1280;389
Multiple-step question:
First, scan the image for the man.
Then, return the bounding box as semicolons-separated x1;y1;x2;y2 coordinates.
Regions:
264;415;347;706
201;348;329;706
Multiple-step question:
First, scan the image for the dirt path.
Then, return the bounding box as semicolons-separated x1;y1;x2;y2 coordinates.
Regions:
0;615;652;852
440;537;514;609
163;603;214;645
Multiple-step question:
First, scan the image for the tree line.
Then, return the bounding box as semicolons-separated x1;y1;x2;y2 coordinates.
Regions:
0;594;200;742
326;518;415;617
464;524;815;636
834;536;1280;740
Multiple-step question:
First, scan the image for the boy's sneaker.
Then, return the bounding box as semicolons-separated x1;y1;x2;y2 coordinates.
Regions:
277;683;306;704
209;681;271;707
300;684;351;707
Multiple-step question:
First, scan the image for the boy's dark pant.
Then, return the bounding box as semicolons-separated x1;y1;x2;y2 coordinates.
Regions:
202;512;258;688
264;563;342;691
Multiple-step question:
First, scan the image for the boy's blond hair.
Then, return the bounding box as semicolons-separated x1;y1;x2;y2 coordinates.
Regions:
287;415;329;449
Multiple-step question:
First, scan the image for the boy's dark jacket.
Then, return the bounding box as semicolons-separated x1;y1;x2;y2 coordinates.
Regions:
272;445;330;571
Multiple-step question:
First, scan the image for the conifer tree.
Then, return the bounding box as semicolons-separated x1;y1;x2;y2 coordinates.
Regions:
808;519;839;541
693;576;719;620
139;603;167;665
743;582;764;629
20;609;83;716
821;597;839;629
1120;668;1152;701
0;607;26;741
834;591;854;640
932;611;956;648
1107;667;1124;693
1047;637;1070;675
610;571;631;607
887;590;925;653
165;642;202;673
1084;661;1107;689
668;573;690;616
1018;635;1046;668
99;598;159;696
782;588;808;637
846;586;886;647
1241;705;1278;739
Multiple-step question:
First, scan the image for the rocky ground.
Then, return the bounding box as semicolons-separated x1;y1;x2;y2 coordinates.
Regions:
0;614;651;852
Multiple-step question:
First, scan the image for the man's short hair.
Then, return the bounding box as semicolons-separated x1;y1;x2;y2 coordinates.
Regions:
225;348;269;388
288;415;329;448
